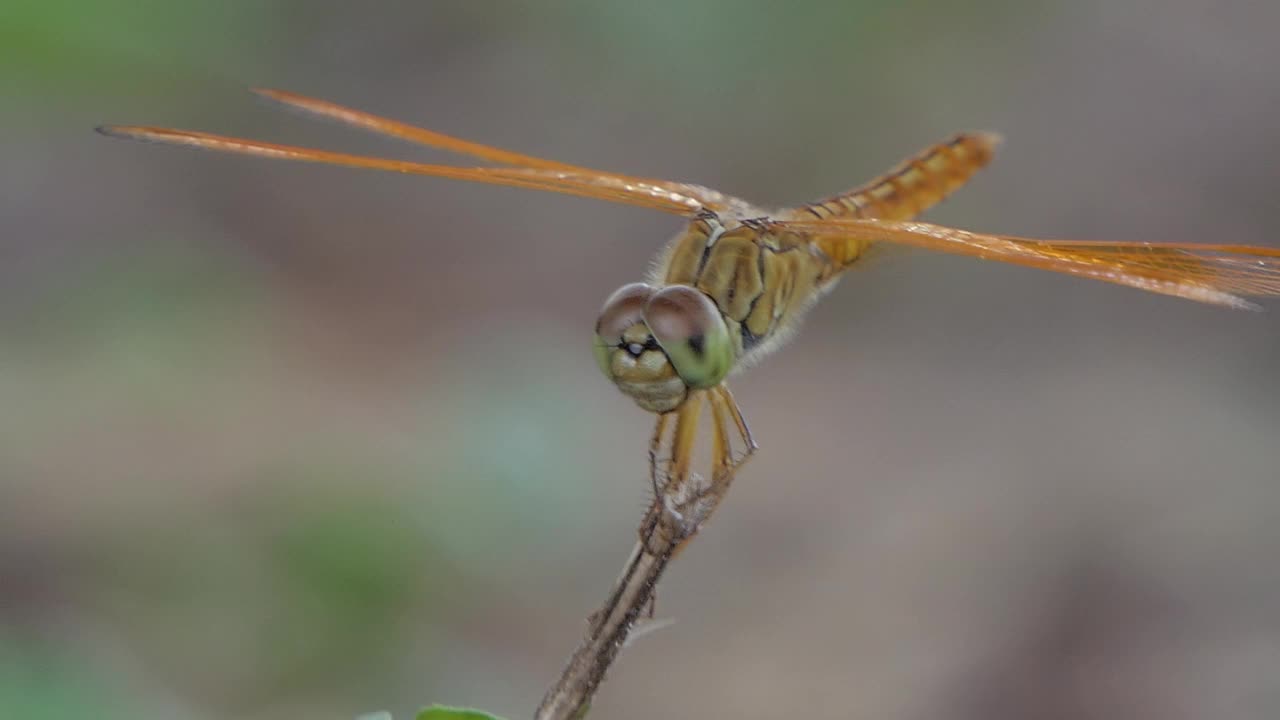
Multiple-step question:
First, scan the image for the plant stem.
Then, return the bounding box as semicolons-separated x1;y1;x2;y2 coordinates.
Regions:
532;519;673;719
534;389;753;719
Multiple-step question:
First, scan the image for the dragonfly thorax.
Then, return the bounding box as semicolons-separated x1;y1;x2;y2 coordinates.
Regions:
592;282;734;413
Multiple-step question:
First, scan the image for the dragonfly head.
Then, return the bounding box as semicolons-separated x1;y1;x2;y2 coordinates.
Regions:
593;282;734;413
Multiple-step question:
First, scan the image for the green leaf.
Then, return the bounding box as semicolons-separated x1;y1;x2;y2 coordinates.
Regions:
416;705;507;720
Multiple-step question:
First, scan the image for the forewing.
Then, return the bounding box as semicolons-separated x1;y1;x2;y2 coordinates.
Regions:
250;88;753;214
773;218;1280;309
252;88;588;171
96;125;706;216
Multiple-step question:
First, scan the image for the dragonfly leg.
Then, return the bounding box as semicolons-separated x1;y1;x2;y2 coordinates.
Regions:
647;412;672;504
642;385;757;556
685;385;754;513
641;394;704;551
714;384;758;471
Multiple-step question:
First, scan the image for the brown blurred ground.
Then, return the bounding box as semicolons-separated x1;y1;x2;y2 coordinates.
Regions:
3;1;1279;718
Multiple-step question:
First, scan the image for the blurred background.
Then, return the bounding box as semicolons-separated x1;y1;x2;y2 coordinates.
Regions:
4;1;1280;718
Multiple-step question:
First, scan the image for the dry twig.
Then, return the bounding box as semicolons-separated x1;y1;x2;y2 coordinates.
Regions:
534;389;754;719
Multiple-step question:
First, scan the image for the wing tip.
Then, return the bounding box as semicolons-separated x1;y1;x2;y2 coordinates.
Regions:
249;87;287;99
96;124;150;141
1194;289;1262;311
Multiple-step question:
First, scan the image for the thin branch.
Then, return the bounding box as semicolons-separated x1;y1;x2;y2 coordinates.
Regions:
534;388;755;720
532;508;677;720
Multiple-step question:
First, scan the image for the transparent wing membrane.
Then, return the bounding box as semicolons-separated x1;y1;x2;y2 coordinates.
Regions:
250;87;595;171
99;90;1280;309
775;218;1280;309
95;124;707;216
100;88;758;216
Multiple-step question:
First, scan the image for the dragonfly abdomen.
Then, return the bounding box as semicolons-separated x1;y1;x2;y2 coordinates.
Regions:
793;132;1000;222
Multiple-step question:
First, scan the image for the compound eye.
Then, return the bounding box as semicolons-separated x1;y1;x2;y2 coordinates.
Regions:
593;283;655;378
644;286;732;389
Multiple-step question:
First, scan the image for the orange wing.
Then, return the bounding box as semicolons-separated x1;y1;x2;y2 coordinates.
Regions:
251;88;594;171
98;89;752;217
772;218;1280;309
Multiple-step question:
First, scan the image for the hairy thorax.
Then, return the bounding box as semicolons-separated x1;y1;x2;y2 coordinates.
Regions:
652;214;842;368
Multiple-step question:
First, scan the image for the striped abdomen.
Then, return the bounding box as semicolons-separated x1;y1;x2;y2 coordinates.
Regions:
784;132;1001;270
794;132;1000;223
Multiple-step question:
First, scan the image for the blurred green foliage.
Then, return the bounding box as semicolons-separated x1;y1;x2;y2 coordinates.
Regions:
415;706;505;720
3;0;274;100
0;642;130;720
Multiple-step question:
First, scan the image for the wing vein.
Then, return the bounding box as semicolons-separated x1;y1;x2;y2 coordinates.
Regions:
773;218;1280;309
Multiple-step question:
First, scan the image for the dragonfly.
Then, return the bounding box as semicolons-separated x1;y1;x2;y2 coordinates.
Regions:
99;89;1280;527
